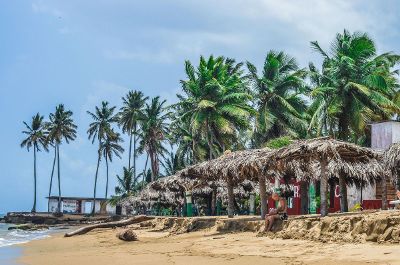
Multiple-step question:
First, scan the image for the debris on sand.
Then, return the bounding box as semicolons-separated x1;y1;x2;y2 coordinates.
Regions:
117;229;138;241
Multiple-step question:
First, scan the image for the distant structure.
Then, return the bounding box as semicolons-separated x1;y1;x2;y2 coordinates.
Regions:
47;196;126;215
348;121;400;209
371;121;400;150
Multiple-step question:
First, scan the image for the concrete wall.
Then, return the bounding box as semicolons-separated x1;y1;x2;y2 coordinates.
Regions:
371;121;400;150
48;199;117;214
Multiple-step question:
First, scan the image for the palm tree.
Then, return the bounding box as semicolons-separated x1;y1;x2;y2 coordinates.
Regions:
246;51;308;147
100;130;124;199
109;167;135;205
309;30;400;142
118;91;148;182
178;55;254;160
21;113;48;213
46;142;57;213
309;30;400;212
138;97;170;181
47;105;77;213
87;101;118;214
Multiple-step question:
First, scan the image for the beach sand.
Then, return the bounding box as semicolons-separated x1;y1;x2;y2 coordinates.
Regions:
18;224;400;265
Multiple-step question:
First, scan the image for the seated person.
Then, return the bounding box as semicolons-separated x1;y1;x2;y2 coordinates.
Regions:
264;192;288;232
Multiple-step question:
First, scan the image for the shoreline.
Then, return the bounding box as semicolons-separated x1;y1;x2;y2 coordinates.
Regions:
17;223;400;265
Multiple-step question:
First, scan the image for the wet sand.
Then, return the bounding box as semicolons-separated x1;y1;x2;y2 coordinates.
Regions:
18;225;400;265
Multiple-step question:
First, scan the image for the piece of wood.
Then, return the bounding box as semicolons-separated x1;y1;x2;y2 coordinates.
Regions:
64;215;154;237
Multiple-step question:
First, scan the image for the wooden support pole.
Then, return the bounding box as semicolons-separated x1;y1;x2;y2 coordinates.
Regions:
259;174;267;220
227;178;234;218
320;159;328;217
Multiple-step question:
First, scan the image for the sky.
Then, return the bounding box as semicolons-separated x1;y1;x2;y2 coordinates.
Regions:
1;0;400;213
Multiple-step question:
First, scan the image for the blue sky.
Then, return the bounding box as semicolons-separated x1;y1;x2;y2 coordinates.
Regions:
1;0;400;213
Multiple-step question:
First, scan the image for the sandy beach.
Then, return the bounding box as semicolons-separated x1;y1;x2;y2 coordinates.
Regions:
18;222;400;265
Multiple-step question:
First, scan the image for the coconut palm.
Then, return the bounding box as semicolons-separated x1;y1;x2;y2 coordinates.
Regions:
138;97;170;181
110;167;135;204
47;104;77;213
309;30;400;142
100;130;124;199
21;113;48;213
118;91;148;181
87;101;118;214
178;55;254;160
246;51;309;147
309;30;400;212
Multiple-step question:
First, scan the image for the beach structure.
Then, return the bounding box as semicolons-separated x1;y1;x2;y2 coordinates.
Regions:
47;196;126;215
126;131;397;218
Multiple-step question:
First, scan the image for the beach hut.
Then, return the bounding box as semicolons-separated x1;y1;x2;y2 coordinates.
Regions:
178;148;274;218
385;143;400;197
263;137;384;216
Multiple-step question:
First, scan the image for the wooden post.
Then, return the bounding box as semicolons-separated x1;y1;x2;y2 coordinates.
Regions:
227;178;234;218
338;174;348;212
382;174;388;210
211;186;217;216
320;159;328;217
259;174;267;219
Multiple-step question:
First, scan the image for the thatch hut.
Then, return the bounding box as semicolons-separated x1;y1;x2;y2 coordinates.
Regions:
385;143;400;194
178;148;274;218
263;137;384;216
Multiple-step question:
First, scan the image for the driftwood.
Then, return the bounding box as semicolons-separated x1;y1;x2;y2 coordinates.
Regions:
64;215;154;237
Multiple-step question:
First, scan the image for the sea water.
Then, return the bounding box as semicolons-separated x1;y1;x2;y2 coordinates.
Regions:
0;214;52;248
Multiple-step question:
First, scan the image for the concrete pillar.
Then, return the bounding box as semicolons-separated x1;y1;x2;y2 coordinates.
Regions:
185;191;193;217
249;193;255;215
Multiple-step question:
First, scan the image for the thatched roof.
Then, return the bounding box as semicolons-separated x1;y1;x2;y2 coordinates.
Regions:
261;137;385;184
385;143;400;185
178;137;383;185
178;147;273;183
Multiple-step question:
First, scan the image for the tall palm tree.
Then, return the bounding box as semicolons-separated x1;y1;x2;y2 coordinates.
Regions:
100;130;124;199
118;91;148;182
21;113;48;213
47;105;77;213
309;30;400;212
87;101;118;214
309;30;400;142
138;97;170;181
178;55;254;160
246;51;308;147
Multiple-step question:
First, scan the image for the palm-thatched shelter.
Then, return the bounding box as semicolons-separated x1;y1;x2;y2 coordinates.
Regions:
263;137;384;216
385;143;400;192
178;148;274;218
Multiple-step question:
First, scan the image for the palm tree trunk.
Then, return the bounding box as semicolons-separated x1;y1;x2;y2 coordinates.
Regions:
320;159;328;217
105;155;109;199
48;147;57;212
339;174;348;212
92;152;101;215
133;124;137;184
205;120;213;160
227;178;234;218
259;174;267;219
142;153;149;189
32;143;37;213
150;148;158;182
56;144;62;214
128;131;133;170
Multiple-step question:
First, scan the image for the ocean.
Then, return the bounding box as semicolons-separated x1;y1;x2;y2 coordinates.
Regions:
0;214;52;248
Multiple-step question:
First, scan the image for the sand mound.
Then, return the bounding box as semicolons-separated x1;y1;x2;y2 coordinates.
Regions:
272;211;400;243
138;211;400;244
